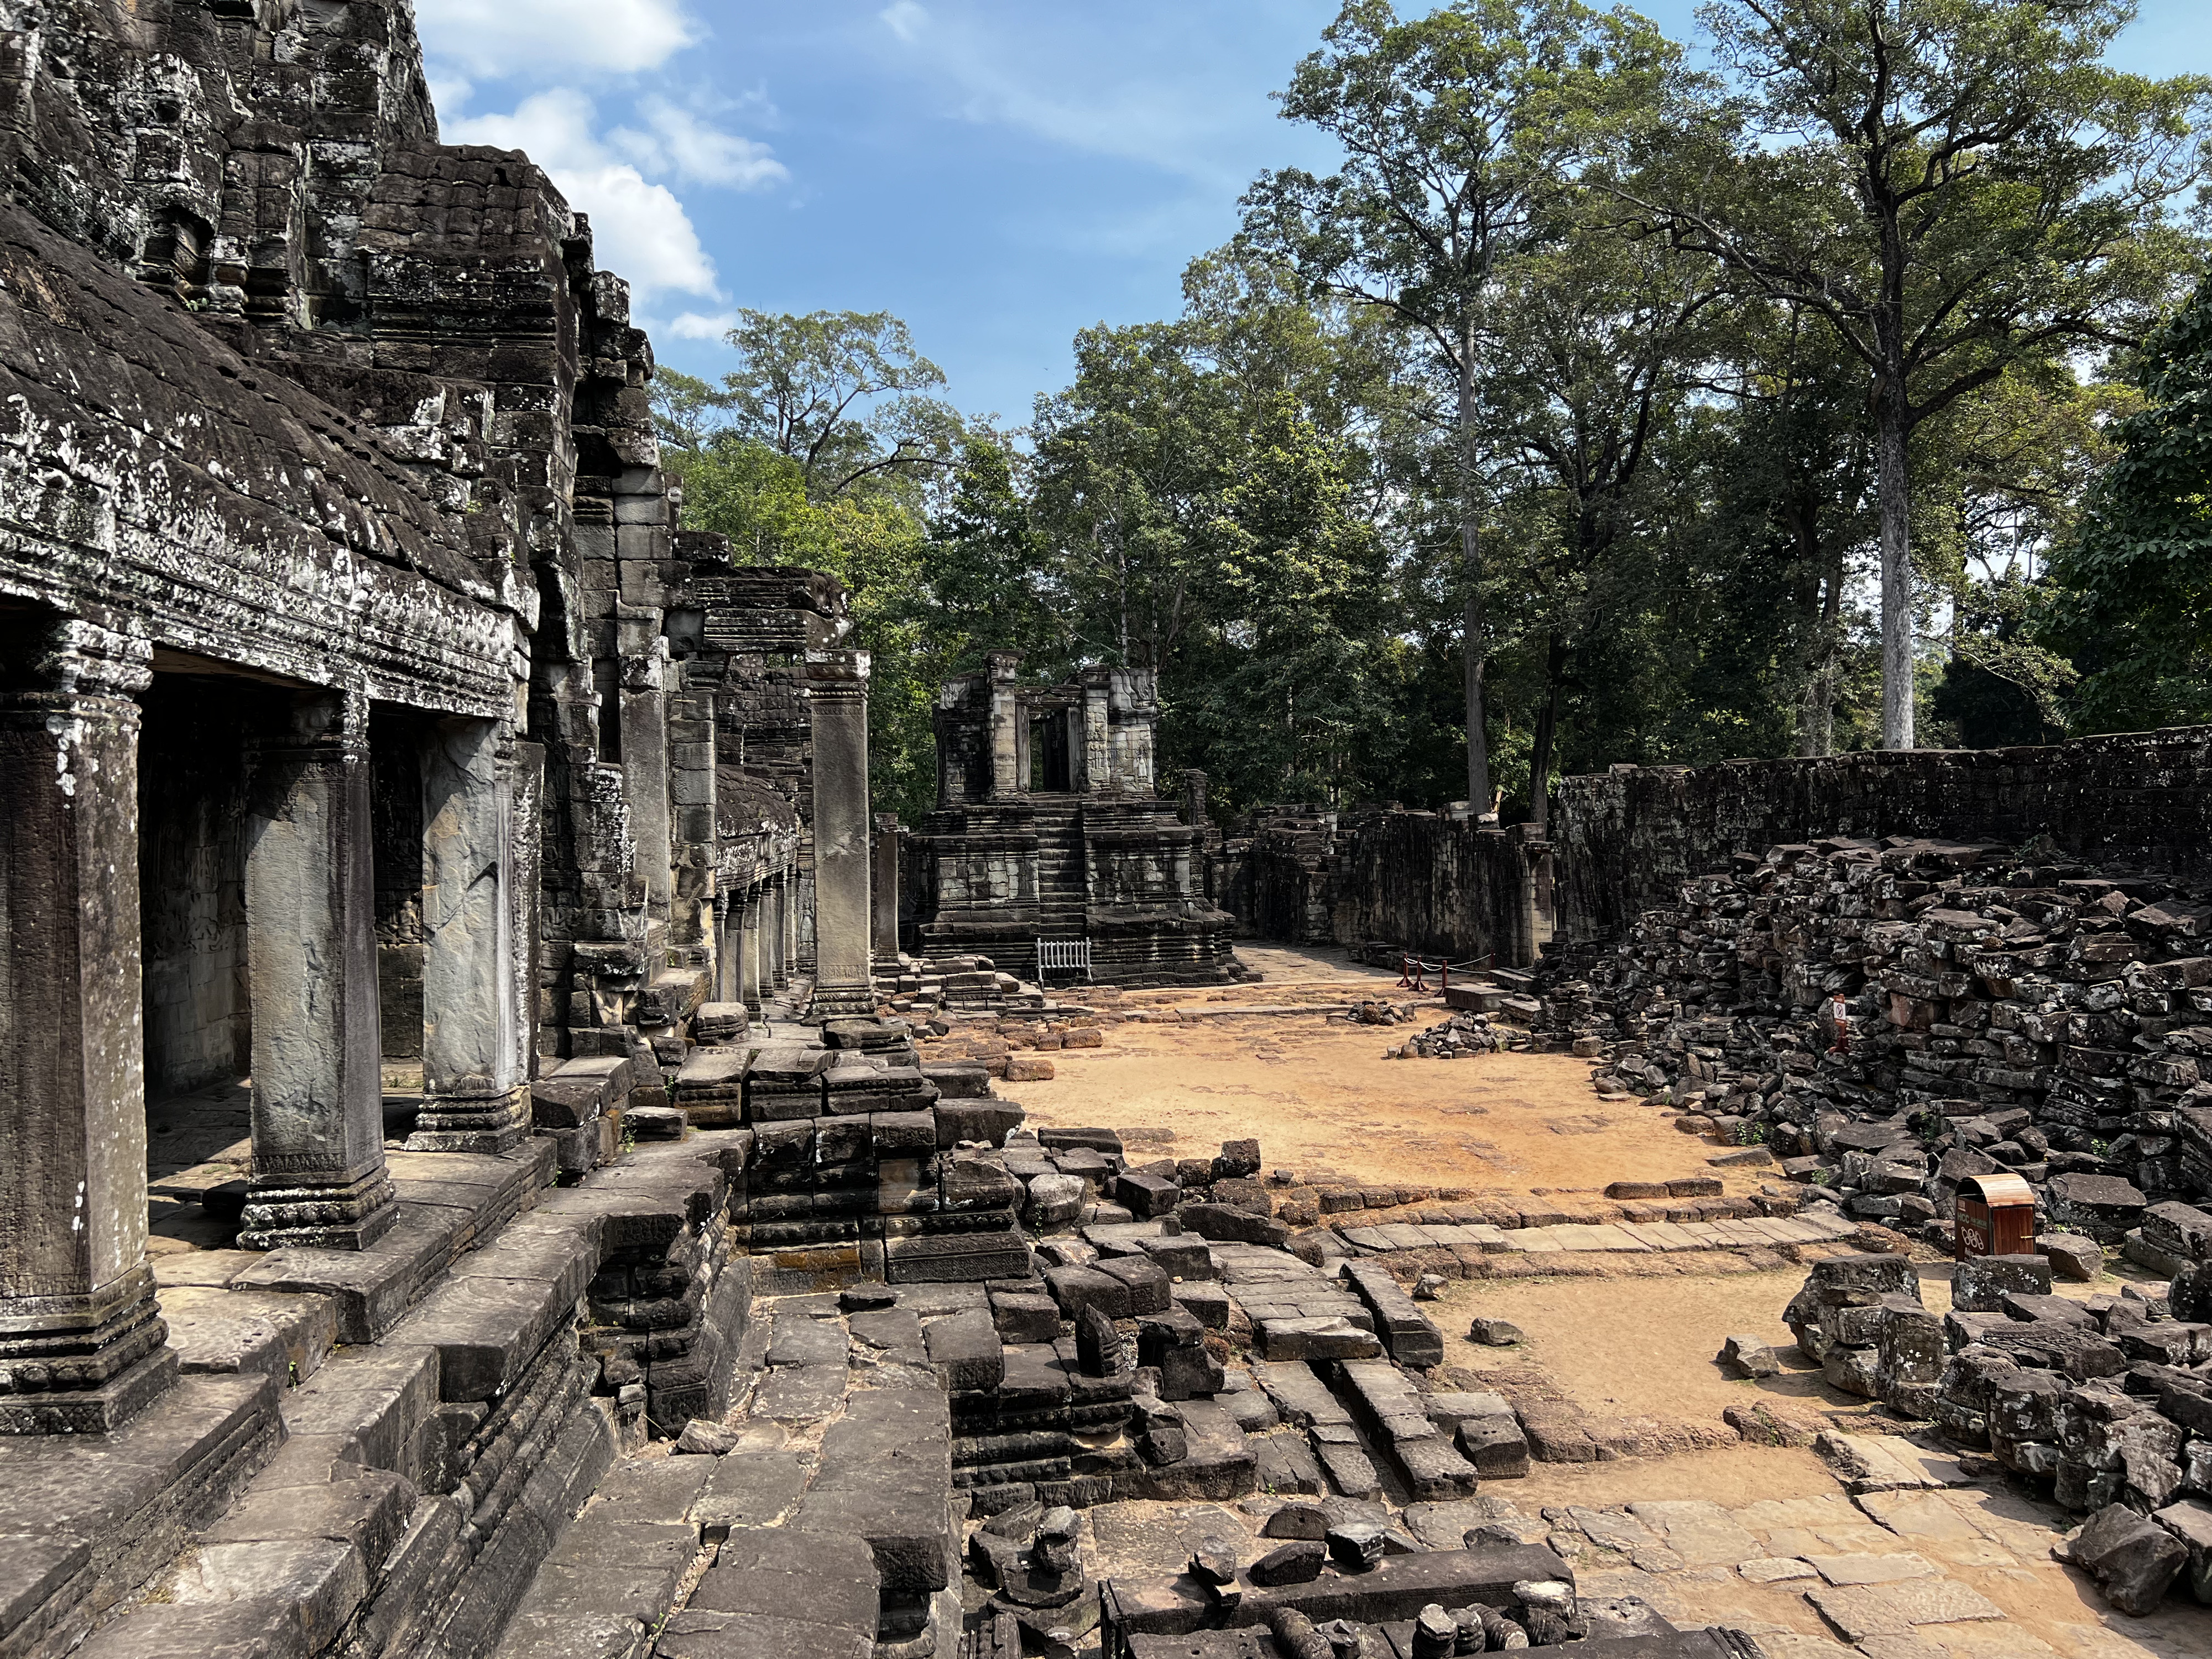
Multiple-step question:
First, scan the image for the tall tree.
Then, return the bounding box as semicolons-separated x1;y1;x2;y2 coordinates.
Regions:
1241;0;1684;813
2044;269;2212;731
1620;0;2208;749
1480;210;1719;827
684;309;964;501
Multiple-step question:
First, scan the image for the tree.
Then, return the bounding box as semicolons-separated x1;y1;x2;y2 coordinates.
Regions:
1479;208;1721;827
1620;0;2209;749
2044;268;2212;730
1241;0;1685;813
659;309;964;501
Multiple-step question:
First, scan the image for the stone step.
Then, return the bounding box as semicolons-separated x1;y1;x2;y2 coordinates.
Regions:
490;1457;717;1659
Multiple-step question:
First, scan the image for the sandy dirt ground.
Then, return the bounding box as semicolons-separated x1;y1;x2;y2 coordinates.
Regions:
1437;1269;1843;1421
998;980;2203;1657
999;1015;1771;1200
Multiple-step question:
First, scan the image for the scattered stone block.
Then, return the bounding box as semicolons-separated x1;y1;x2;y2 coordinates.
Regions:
2057;1503;2188;1615
1467;1317;1524;1347
1250;1541;1326;1587
676;1419;740;1455
2037;1232;2103;1282
1718;1334;1781;1378
1951;1253;2052;1312
1176;1203;1292;1249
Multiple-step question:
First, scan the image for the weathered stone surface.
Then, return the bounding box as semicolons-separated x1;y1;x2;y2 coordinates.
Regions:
2057;1503;2188;1615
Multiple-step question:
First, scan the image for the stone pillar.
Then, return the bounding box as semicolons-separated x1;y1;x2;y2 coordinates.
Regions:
1182;769;1209;830
0;619;176;1433
765;877;787;989
410;717;529;1154
714;892;738;1004
1080;669;1112;795
807;652;874;1019
738;885;763;1018
242;688;398;1250
872;814;901;959
986;650;1022;800
784;871;801;982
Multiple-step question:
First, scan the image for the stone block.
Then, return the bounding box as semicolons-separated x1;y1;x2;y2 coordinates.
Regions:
1095;1254;1173;1315
1455;1416;1530;1479
924;1308;1005;1392
2057;1504;2187;1615
1138;1234;1215;1280
990;1290;1063;1344
1952;1253;2051;1312
1177;1203;1291;1249
2038;1233;2103;1282
1045;1265;1131;1322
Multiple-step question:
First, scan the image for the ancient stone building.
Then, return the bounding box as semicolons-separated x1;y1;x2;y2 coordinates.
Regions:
907;651;1241;984
0;0;879;1456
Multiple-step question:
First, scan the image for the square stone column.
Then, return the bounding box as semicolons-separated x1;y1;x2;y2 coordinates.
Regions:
806;652;874;1019
986;650;1023;800
0;619;176;1433
410;717;530;1153
242;690;398;1249
738;886;762;1017
714;892;739;1005
768;877;789;989
872;815;901;959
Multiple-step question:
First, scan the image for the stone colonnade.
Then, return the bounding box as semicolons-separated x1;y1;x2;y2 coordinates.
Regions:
713;870;794;1015
0;614;527;1433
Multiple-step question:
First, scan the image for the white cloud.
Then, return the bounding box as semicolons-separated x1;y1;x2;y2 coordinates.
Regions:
881;1;929;44
865;6;1261;187
668;311;742;340
445;91;719;302
415;0;700;78
610;99;789;190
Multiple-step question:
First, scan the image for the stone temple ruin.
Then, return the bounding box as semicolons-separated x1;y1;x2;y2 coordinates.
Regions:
7;5;2212;1659
900;652;1243;989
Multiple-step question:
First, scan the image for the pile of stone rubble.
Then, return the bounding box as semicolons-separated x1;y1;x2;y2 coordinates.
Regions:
1780;1248;2212;1613
1535;837;2212;1262
876;952;1051;1016
1389;1010;1506;1060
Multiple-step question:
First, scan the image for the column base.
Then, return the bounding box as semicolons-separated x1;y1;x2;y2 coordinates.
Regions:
407;1084;530;1154
0;1271;176;1433
0;1344;179;1434
239;1167;398;1251
809;981;878;1021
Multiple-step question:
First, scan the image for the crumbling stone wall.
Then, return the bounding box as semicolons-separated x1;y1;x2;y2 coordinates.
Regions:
1234;808;1555;969
1556;730;2212;946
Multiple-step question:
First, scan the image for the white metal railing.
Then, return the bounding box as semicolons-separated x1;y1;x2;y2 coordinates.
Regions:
1035;938;1093;982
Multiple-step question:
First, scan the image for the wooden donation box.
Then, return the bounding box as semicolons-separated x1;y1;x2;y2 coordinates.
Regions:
1954;1172;2036;1260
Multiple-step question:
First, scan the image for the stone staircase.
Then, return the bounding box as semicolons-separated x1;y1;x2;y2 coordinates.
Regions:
41;1136;749;1659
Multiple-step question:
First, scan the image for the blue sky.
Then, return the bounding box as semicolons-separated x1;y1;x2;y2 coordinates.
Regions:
416;0;2212;430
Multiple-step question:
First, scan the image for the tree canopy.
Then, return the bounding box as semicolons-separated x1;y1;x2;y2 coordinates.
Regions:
651;0;2212;833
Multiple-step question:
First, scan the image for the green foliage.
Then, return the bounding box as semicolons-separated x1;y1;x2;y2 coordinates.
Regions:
2045;270;2212;729
643;2;2212;839
1620;0;2212;747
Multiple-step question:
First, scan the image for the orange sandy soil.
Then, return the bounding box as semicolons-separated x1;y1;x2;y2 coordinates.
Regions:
996;964;2201;1655
998;976;1772;1203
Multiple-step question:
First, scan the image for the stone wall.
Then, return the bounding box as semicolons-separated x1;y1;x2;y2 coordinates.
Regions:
1556;729;2212;946
1232;808;1554;970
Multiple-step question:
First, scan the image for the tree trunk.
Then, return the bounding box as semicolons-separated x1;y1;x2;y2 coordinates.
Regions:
1873;330;1915;749
1457;310;1491;812
1792;504;1839;758
1527;633;1566;834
